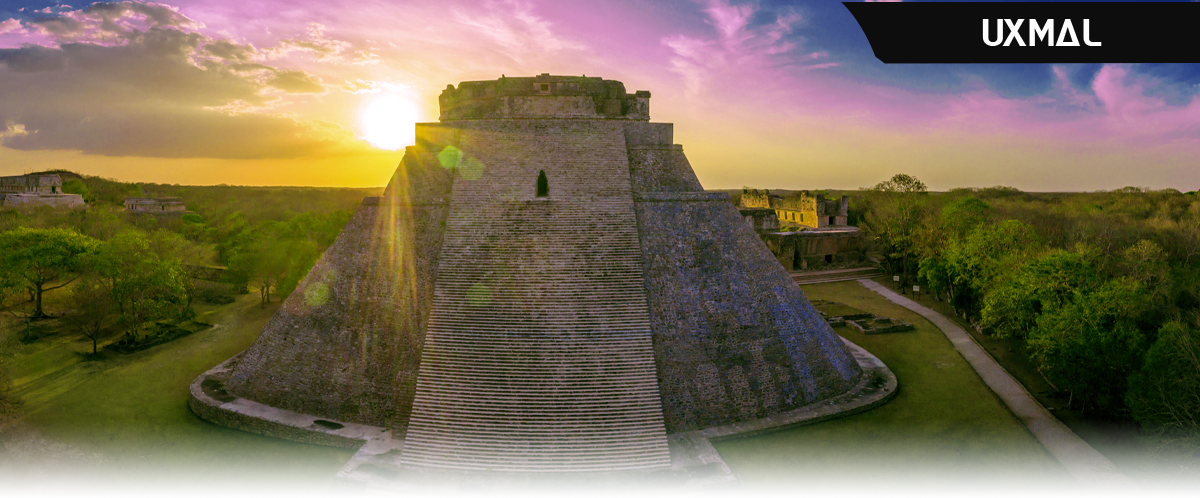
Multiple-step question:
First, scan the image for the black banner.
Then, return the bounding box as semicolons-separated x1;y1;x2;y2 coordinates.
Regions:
843;2;1199;63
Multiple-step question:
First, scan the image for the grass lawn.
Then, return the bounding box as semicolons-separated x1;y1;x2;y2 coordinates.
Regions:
866;277;1200;483
712;280;1071;489
3;279;1076;491
0;292;353;489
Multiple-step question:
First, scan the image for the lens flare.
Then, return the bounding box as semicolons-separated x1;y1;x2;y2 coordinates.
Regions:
361;94;418;150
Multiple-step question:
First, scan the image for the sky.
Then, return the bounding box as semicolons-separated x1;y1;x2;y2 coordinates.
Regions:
0;0;1197;191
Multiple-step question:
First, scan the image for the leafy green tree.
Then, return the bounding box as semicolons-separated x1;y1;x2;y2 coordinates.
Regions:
61;179;90;198
1126;317;1200;446
62;279;117;354
1121;239;1168;287
229;233;290;308
941;220;1043;317
981;249;1100;339
1123;316;1200;496
89;231;190;334
940;196;992;239
864;174;928;283
273;239;320;298
1028;278;1151;413
0;227;98;317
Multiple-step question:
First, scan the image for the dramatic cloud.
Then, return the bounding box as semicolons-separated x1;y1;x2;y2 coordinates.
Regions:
29;1;200;43
1;0;1196;190
0;18;25;35
0;3;355;159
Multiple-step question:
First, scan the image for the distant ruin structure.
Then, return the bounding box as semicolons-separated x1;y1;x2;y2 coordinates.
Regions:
741;188;850;229
124;197;186;214
0;174;85;209
739;188;865;270
190;75;893;482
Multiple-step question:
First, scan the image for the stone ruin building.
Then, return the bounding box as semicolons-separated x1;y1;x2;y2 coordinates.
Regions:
124;197;186;214
190;74;894;486
739;188;865;270
0;173;85;209
740;188;850;229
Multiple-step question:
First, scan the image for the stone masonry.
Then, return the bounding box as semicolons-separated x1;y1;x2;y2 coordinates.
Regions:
0;174;84;209
208;74;869;474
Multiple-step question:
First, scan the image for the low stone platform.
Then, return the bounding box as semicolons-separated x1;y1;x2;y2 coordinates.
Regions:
188;336;896;493
849;316;914;335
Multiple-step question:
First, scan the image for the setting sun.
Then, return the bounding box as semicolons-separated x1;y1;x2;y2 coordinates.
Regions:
361;94;419;150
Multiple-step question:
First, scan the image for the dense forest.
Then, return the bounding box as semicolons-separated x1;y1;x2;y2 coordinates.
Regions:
856;174;1200;450
0;171;380;413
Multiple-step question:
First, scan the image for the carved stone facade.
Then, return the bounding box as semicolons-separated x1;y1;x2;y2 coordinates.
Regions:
124;197;186;214
0;174;85;209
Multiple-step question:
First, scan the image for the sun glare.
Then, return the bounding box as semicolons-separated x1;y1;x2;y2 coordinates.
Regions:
361;94;419;150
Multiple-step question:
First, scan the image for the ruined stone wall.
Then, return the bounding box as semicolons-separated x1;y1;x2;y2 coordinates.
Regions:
0;174;61;194
440;75;650;120
760;231;865;270
125;198;186;213
740;188;771;209
814;195;850;226
634;193;863;432
226;145;453;428
0;193;85;209
738;208;779;232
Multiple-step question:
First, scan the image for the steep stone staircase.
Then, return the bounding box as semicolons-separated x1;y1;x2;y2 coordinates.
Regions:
791;267;883;285
399;122;671;472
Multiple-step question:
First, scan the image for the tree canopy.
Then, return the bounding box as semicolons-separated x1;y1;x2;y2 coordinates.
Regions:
0;227;98;317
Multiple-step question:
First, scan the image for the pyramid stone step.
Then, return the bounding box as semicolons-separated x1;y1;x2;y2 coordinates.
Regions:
400;120;671;472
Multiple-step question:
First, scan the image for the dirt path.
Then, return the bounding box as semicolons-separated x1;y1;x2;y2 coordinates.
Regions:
858;279;1129;487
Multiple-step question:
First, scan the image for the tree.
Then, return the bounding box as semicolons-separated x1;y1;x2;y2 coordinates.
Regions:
1123;316;1200;496
1126;316;1200;447
229;234;290;308
1028;278;1151;413
864;174;928;284
273;238;320;298
1121;239;1168;287
0;227;97;318
89;231;190;335
62;279;117;354
940;196;992;239
980;249;1099;339
941;219;1043;318
1176;217;1200;264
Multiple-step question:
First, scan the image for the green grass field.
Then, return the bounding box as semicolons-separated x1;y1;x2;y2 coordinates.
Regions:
2;279;1073;490
0;293;352;488
713;280;1070;489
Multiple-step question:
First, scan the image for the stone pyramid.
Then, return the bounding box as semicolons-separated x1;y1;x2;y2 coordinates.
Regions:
193;74;878;474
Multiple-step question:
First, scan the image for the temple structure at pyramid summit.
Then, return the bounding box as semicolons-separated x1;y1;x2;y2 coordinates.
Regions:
189;74;896;487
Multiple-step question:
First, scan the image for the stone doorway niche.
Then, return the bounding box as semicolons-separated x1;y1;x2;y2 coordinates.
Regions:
536;171;549;197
